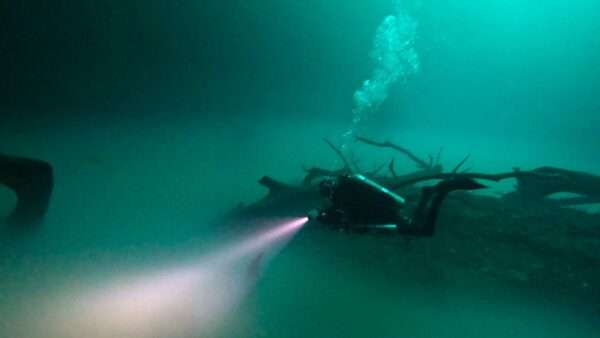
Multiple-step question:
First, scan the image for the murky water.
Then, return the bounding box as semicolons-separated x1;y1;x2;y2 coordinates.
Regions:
2;1;599;337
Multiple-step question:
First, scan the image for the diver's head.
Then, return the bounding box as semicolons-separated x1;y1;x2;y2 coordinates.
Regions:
319;177;338;198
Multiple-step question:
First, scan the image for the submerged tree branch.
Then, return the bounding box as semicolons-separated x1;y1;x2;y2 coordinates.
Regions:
355;136;431;169
323;138;351;171
389;170;548;190
452;154;471;173
389;159;399;180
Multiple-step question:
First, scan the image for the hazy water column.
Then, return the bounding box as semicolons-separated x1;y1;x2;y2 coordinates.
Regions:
342;4;419;145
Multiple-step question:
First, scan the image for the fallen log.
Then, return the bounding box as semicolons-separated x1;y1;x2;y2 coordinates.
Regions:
388;169;547;190
514;166;600;199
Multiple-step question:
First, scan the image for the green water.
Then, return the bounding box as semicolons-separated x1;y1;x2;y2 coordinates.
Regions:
1;1;599;337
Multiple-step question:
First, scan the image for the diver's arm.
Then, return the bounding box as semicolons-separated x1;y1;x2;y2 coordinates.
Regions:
315;205;347;227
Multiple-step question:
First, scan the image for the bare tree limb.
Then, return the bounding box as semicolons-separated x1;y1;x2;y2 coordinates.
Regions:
323;138;351;171
355;136;431;169
452;154;471;173
347;150;362;173
389;159;398;180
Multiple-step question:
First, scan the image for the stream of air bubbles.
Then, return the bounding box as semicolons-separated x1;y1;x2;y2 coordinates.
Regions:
342;3;419;148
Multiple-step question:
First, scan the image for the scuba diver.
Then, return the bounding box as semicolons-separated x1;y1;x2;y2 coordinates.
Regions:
313;174;485;237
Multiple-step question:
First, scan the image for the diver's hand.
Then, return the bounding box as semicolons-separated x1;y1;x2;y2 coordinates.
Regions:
307;209;319;221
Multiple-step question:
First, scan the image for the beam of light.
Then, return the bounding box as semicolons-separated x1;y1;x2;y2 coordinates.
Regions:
213;216;308;264
28;216;309;338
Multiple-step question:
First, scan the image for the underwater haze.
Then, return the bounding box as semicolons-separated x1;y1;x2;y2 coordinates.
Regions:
1;1;599;337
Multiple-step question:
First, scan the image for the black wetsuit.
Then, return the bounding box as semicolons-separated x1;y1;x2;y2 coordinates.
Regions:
327;175;403;226
317;174;484;237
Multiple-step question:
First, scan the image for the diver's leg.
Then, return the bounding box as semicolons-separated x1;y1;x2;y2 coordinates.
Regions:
404;186;437;236
402;178;485;237
417;188;449;236
0;154;53;227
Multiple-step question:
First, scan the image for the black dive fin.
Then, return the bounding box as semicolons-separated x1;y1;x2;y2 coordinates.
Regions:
0;154;53;228
406;178;485;237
